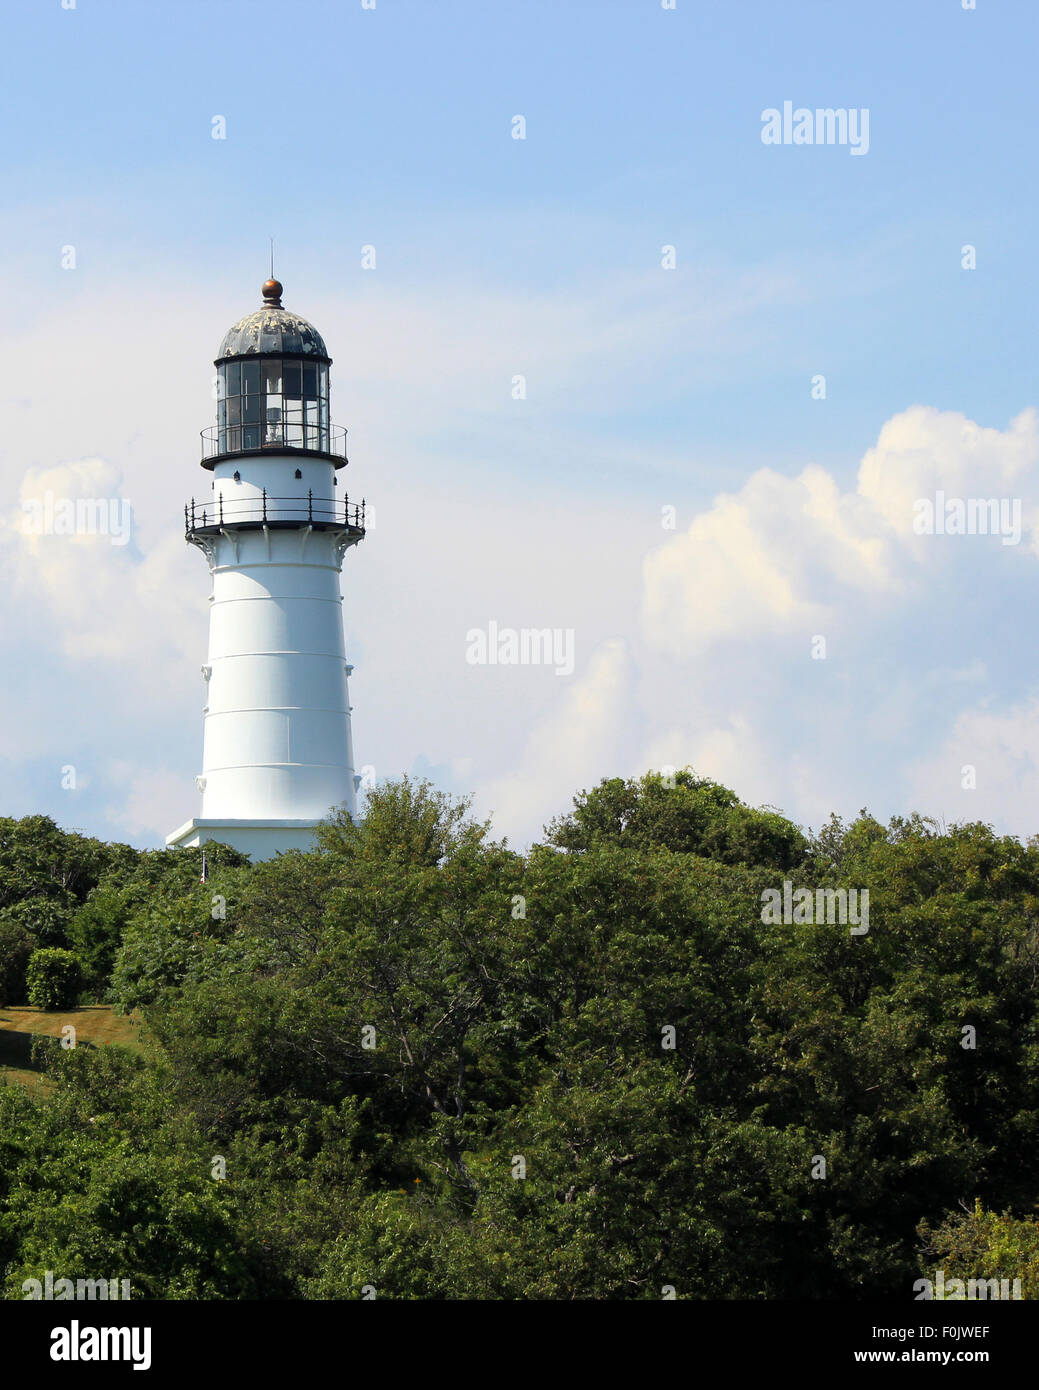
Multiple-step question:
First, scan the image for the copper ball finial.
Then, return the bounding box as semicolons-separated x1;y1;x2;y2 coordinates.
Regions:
262;278;283;306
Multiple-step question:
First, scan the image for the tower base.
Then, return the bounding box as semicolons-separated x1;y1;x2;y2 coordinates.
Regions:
165;817;324;862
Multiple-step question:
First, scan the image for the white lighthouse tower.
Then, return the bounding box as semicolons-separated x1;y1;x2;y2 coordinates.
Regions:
167;277;365;861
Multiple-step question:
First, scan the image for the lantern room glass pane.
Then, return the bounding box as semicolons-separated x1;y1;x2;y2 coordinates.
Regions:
283;362;302;398
264;401;283;445
225;361;241;396
241;361;260;395
303;363;317;397
263;361;282;394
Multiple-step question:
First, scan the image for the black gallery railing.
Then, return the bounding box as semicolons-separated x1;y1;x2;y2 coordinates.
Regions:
184;490;365;534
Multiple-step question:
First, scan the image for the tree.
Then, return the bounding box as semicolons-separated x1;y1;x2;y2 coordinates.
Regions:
547;770;809;870
0;915;34;1005
316;775;490;866
0;815;139;949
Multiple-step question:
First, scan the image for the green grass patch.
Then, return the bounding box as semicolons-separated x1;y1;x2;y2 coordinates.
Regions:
0;1004;151;1094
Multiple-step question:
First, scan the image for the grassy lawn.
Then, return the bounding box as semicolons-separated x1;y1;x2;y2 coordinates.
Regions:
0;1005;150;1094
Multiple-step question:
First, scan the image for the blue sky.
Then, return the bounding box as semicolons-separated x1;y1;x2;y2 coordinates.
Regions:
3;0;1039;850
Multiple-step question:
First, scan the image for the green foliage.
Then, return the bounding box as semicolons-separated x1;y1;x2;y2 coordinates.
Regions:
316;773;489;866
918;1201;1039;1298
25;947;83;1010
3;779;1039;1300
547;769;810;870
0;915;34;1005
0;895;76;951
66;886;134;993
109;867;258;1012
0;1048;264;1299
0;815;138;951
68;841;251;998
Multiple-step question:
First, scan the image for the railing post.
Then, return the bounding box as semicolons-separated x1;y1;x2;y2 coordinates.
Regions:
219;492;223;525
308;488;313;522
262;487;267;522
361;497;366;529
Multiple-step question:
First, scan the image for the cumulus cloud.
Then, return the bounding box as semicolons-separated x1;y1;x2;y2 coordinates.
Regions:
4;457;199;670
643;405;1039;662
642;463;897;657
632;404;1039;838
857;405;1039;542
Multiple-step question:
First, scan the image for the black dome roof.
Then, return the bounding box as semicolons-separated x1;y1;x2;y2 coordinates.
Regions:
216;281;329;361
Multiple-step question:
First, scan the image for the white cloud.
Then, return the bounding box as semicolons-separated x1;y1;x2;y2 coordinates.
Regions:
857;405;1039;541
632;404;1039;838
476;639;632;843
105;763;192;842
5;457;200;670
641;462;898;658
906;696;1039;834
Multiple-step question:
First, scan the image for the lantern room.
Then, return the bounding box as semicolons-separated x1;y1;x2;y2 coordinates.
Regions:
203;279;345;466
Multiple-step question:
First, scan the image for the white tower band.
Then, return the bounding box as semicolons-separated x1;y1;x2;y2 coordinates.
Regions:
167;278;365;860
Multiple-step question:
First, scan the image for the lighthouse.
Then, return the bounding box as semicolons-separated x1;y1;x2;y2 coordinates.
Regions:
166;278;365;860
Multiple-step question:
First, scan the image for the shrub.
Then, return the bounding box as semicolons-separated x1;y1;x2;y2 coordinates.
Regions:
25;948;82;1010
